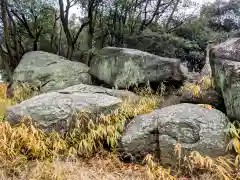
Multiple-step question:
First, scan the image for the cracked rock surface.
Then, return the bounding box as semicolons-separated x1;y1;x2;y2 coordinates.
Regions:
11;51;92;92
90;47;185;89
57;84;140;102
7;90;122;134
210;38;240;120
119;103;229;165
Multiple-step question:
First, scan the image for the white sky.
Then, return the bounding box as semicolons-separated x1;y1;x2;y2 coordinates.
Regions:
67;0;219;17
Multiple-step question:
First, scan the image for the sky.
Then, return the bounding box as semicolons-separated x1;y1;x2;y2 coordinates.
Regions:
199;0;215;3
65;0;225;18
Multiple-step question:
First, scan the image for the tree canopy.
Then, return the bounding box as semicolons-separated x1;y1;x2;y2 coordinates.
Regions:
0;0;239;79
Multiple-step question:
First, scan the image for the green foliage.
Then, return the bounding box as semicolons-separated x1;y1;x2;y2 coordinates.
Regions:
0;0;237;71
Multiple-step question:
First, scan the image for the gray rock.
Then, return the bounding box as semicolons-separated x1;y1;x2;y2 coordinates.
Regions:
0;69;8;83
211;38;240;61
6;91;122;133
58;84;140;102
119;103;229;165
180;63;201;84
158;95;181;109
200;43;212;77
11;51;92;92
180;89;225;112
90;47;185;89
210;38;240;120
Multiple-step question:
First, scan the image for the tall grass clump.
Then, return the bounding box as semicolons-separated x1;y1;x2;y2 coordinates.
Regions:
226;121;240;171
2;82;239;179
0;83;162;177
67;85;162;157
0;118;69;176
143;154;176;180
144;119;240;180
0;82;38;121
144;143;239;180
179;76;215;97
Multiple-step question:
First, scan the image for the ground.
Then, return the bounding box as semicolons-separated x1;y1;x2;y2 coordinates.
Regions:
0;81;239;180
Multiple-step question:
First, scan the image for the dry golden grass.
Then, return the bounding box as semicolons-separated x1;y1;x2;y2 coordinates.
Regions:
0;83;239;180
0;84;162;179
143;154;176;180
179;76;215;97
0;152;147;180
0;82;38;121
66;86;162;157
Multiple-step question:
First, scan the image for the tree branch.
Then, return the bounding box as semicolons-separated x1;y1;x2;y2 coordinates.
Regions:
73;20;89;44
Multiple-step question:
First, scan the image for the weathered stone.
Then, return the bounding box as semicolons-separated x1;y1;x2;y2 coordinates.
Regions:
57;84;140;102
211;38;240;61
210;38;240;120
90;47;185;89
180;63;201;84
180;89;225;112
200;42;213;77
0;69;8;83
158;95;181;109
11;51;92;92
119;103;228;165
6;91;122;133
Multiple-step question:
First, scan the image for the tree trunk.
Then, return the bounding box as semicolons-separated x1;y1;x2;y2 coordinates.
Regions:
51;12;58;51
0;45;12;82
87;31;93;50
6;7;20;65
58;26;62;55
1;0;14;75
165;0;180;30
67;44;73;60
33;40;38;51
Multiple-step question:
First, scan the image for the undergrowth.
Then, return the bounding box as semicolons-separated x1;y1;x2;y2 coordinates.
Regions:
0;82;37;121
0;83;162;177
179;75;215;97
0;82;239;179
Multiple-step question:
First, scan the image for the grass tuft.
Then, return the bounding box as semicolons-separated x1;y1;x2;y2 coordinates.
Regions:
179;76;215;97
0;82;239;179
67;90;161;157
0;82;38;121
143;154;176;180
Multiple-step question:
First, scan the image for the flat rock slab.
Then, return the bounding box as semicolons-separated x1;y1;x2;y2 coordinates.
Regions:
120;103;229;165
57;84;140;102
6;91;122;133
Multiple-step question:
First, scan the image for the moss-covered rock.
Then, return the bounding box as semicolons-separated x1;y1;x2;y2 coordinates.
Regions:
210;38;240;120
119;103;228;165
11;51;92;92
90;47;185;89
7;90;122;133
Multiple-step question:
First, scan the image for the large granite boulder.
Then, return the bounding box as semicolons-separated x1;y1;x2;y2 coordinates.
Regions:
210;38;240;120
11;51;92;92
119;103;229;165
6;90;122;133
90;47;185;89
